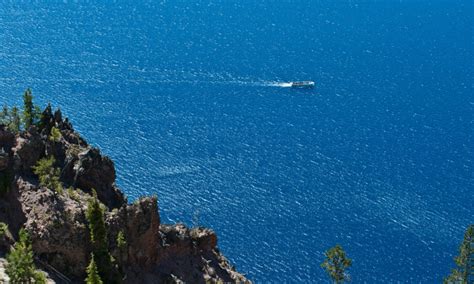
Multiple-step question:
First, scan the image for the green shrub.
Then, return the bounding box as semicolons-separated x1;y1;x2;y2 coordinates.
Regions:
116;231;126;250
9;106;21;133
67;186;80;201
49;126;62;142
32;156;63;194
34;270;47;283
0;222;8;238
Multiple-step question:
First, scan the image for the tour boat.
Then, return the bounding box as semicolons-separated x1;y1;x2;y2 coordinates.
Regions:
290;81;315;88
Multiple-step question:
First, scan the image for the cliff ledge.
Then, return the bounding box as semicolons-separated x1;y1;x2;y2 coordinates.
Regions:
0;107;249;283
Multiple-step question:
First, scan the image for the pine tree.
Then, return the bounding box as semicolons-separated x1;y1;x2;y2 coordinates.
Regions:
86;190;107;248
86;190;113;282
9;106;20;133
444;225;474;284
0;104;8;125
5;228;46;284
34;105;42;124
116;230;127;265
321;244;352;284
86;253;103;284
22;88;34;129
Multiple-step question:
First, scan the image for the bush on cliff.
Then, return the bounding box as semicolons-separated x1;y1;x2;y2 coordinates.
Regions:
5;228;46;283
32;156;63;194
116;230;126;251
0;222;8;238
49;126;62;142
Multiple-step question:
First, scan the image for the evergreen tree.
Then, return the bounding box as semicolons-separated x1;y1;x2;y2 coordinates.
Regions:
86;190;113;282
444;225;474;284
34;105;42;124
321;244;352;284
116;230;127;265
0;104;8;125
9;106;21;133
86;190;107;249
86;253;103;284
116;231;126;251
5;228;46;284
22;88;34;129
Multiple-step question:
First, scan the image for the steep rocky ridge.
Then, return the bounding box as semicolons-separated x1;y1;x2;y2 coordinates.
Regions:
0;108;249;283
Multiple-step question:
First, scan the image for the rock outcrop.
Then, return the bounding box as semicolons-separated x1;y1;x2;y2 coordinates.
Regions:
0;109;250;283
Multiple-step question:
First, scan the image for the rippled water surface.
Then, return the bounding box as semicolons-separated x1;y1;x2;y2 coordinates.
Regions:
0;1;472;282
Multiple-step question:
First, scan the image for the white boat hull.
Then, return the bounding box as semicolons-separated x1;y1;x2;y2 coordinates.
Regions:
290;81;315;88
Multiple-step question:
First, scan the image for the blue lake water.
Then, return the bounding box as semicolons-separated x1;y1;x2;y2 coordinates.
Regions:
0;1;472;282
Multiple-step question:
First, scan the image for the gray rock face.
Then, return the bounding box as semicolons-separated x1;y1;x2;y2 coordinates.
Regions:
69;148;125;209
74;148;115;192
18;178;90;277
151;224;248;284
12;129;44;174
125;197;160;268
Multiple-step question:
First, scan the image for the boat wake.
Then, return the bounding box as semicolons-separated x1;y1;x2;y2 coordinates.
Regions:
217;80;293;87
124;68;313;89
263;82;293;88
156;165;201;178
257;80;315;88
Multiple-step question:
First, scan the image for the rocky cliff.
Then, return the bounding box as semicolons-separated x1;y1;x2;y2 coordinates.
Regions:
0;107;249;283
